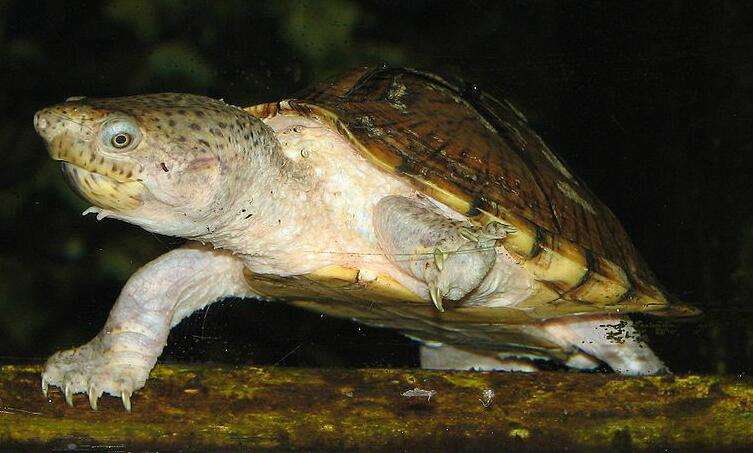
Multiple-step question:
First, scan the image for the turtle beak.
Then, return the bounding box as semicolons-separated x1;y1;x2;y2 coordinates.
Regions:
34;103;148;212
33;108;55;141
34;104;93;148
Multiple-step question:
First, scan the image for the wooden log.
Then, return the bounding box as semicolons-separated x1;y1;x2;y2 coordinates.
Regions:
1;364;752;450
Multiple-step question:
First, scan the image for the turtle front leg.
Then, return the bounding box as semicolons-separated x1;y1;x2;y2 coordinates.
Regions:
373;195;512;311
41;243;255;411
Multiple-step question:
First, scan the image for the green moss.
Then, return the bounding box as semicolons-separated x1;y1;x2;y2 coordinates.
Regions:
4;365;753;450
670;375;722;398
440;371;492;389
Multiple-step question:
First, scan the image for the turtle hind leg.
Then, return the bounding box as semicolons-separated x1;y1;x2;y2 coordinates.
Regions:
373;195;512;311
543;315;667;375
564;351;602;371
420;343;539;372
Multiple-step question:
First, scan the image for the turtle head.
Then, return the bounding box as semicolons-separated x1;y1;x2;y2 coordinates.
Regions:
34;93;279;236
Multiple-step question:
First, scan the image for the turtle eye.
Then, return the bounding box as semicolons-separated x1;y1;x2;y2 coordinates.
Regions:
111;133;132;148
101;118;141;152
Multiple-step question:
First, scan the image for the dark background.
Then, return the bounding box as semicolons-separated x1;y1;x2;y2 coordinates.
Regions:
1;1;752;374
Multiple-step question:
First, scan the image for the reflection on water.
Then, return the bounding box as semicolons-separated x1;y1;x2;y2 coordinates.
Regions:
160;300;753;376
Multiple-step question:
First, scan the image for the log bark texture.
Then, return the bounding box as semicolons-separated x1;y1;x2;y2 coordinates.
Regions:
1;364;752;451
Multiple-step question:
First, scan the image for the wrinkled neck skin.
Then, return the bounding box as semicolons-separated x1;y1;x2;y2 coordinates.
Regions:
188;140;314;274
176;129;317;275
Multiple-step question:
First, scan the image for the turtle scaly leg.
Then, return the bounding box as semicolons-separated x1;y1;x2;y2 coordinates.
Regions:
541;315;667;375
373;195;513;311
41;243;256;411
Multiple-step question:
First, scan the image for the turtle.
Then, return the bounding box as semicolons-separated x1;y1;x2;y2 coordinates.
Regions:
34;66;697;411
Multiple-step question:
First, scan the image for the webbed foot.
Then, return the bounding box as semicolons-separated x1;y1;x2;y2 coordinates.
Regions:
373;195;515;312
42;337;150;412
417;221;513;312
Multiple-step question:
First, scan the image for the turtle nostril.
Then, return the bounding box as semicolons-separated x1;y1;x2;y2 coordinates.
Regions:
34;111;48;132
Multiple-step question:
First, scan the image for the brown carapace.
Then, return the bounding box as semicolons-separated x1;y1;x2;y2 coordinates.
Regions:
242;66;697;355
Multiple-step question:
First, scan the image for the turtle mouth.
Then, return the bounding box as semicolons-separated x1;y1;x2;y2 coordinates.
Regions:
47;132;141;182
60;162;146;211
43;130;147;211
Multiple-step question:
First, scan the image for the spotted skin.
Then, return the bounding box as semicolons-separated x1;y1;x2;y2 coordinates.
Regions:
35;93;285;237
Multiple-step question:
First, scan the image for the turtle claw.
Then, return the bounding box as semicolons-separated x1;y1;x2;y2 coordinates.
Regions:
458;222;514;248
433;247;447;272
483;220;516;239
429;283;445;312
89;386;99;411
64;383;74;407
458;226;479;242
42;340;150;412
419;223;499;313
122;390;132;412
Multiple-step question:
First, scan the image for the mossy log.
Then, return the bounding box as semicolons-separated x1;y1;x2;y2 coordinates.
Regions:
1;364;752;451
